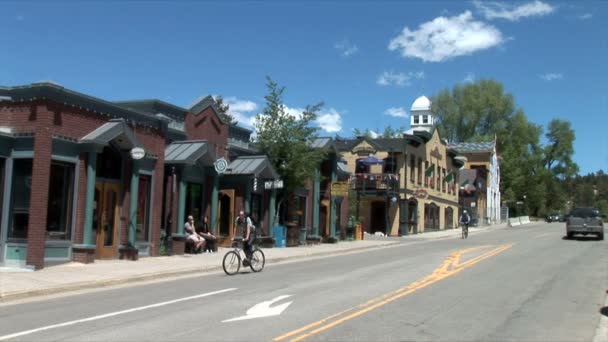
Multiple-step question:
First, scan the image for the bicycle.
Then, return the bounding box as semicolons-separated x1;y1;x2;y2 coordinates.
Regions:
222;237;265;275
461;223;469;239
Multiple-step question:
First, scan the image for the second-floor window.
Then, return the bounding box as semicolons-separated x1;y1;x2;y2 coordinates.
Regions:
410;155;415;183
417;158;422;184
383;157;396;174
355;159;370;174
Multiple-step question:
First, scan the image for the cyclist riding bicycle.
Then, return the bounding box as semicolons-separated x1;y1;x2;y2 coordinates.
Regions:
234;211;254;266
459;209;471;238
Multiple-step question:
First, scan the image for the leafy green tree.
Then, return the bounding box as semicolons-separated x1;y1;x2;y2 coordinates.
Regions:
537;119;578;213
543;119;578;179
352;125;407;138
214;95;237;124
431;80;553;216
253;77;328;222
432;79;513;144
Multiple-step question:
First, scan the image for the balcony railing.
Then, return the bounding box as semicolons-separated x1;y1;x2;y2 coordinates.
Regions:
350;173;400;194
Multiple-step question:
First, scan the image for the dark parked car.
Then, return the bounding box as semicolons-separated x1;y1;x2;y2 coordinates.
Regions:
546;213;562;222
566;207;605;240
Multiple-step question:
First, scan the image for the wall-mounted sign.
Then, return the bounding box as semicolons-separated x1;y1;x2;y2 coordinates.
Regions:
430;146;442;160
264;179;284;190
330;182;349;196
414;189;428;199
130;147;146;160
214;157;228;174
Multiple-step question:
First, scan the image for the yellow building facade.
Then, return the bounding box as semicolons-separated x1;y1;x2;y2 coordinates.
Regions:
337;128;464;236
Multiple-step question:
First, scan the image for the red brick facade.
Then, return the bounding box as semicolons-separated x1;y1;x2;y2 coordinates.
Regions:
185;107;229;159
0;98;166;269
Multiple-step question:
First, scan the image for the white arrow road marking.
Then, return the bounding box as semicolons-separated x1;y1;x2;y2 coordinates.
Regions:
0;288;237;341
223;295;293;322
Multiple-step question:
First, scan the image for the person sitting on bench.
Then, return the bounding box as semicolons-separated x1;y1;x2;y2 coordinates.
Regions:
184;215;205;253
198;215;217;252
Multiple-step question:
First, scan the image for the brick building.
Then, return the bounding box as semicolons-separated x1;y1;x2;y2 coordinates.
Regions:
0;83;280;270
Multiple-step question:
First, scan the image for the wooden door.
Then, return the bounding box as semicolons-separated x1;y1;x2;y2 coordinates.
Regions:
95;182;120;259
217;189;235;238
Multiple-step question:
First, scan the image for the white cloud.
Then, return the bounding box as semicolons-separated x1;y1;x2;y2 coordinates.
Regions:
273;105;343;133
283;105;305;120
221;96;259;127
334;39;359;57
540;73;563;81
384;107;409;118
369;130;380;139
316;108;343;133
579;13;592;20
473;0;555;21
225;96;258;112
464;72;476;82
377;71;425;87
388;11;503;62
250;103;343;133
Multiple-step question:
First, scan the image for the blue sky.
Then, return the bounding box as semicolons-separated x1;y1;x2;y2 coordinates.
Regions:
1;1;606;175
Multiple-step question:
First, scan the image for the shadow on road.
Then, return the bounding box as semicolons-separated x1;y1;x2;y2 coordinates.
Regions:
561;236;602;242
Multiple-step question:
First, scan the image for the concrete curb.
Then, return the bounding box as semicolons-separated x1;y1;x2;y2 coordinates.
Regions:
593;290;608;342
0;241;402;303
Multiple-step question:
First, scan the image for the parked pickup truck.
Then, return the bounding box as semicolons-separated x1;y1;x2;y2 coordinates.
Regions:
566;207;605;240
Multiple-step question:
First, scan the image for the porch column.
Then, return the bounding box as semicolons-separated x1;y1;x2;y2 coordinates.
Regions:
245;179;251;214
177;174;186;235
27;129;52;270
210;172;219;235
312;167;320;236
329;156;338;238
269;188;276;236
128;161;140;244
1;158;14;261
83;152;97;246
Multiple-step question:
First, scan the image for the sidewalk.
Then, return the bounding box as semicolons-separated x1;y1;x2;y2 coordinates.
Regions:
0;222;510;303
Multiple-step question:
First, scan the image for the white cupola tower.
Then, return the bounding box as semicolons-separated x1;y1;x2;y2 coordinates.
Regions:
409;95;434;132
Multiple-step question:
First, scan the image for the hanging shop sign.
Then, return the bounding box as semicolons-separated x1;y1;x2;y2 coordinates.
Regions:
130;147;146;160
214;157;228;174
264;179;284;190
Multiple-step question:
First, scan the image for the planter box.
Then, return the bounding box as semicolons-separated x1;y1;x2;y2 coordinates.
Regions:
119;246;139;261
306;235;322;245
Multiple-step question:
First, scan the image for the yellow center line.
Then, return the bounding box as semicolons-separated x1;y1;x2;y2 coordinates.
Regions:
273;244;513;342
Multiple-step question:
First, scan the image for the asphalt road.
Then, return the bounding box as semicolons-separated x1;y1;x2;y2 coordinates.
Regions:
0;222;606;342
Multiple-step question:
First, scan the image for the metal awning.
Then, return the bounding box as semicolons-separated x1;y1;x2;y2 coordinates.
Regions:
164;140;216;165
224;156;279;179
80;118;141;150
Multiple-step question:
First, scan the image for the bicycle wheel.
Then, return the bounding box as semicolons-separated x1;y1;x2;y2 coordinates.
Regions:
222;251;241;275
249;248;265;272
464;226;469;239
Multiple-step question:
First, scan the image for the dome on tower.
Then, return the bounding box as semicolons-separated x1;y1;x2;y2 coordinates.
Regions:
411;96;431;111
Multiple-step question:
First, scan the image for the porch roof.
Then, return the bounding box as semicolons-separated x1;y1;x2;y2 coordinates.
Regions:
80;118;142;150
224;156;279;179
164;140;216;165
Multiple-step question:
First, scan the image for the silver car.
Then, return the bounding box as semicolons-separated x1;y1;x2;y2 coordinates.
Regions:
566;207;605;240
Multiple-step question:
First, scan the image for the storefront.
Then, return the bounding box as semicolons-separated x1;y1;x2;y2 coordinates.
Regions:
0;83;166;269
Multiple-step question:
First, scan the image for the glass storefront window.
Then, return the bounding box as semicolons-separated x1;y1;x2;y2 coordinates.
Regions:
46;162;75;240
250;194;262;229
185;183;203;222
136;175;151;242
9;159;33;240
295;195;307;228
0;158;5;230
